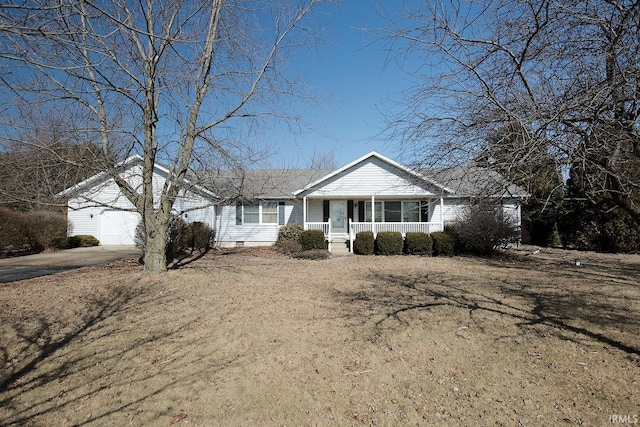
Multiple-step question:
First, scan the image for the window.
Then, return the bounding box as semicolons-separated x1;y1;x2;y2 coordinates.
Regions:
243;204;259;224
364;201;382;222
242;202;278;224
363;200;423;222
384;201;402;222
403;201;420;222
261;202;278;224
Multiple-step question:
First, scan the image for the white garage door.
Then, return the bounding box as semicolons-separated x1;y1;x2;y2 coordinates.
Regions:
99;210;141;245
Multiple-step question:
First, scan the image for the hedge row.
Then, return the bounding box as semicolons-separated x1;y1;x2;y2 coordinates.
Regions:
0;207;77;255
353;230;457;256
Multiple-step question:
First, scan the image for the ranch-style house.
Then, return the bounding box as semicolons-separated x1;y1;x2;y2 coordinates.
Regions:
59;151;528;252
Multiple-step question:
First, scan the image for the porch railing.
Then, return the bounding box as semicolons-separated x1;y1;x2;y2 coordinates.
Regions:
306;221;330;235
305;220;444;253
350;221;443;236
305;221;332;252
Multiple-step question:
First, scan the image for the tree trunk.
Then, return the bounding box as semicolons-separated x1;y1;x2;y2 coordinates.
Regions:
143;221;168;273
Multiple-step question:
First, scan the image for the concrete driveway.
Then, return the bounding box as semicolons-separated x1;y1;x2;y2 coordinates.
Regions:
0;246;142;283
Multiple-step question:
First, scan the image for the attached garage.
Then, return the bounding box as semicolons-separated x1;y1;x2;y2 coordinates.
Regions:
99;210;141;245
59;156;217;246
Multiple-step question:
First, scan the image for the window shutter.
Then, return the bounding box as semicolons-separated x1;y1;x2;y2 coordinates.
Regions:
322;200;329;222
278;201;285;225
421;200;429;222
347;200;354;222
236;203;242;225
358;201;365;222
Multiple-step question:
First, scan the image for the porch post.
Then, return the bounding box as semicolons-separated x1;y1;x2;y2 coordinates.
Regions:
371;195;376;237
440;197;444;231
303;196;307;230
327;214;332;252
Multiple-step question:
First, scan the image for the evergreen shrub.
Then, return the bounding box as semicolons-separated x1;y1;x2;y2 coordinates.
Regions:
68;235;100;247
299;229;327;251
404;232;432;255
277;223;304;242
375;231;403;255
431;231;457;256
353;231;374;255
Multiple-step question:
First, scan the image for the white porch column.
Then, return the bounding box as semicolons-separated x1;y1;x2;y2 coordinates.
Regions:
303;196;307;230
349;218;354;253
440;197;445;231
371;195;376;236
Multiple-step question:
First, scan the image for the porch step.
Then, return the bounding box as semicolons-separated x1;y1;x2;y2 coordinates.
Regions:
329;236;351;255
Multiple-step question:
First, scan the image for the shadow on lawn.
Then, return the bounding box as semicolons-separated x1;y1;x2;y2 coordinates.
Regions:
334;260;640;357
0;280;240;426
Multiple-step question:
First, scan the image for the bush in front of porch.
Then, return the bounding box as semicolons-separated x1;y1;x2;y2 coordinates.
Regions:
299;229;327;251
404;232;433;256
275;224;304;255
375;231;404;255
353;231;374;255
431;231;458;256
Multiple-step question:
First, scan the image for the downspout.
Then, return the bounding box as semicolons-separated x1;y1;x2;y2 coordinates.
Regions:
440;197;444;231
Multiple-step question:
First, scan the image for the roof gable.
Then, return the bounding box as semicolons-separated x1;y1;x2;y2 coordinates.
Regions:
294;151;453;197
58;155;216;200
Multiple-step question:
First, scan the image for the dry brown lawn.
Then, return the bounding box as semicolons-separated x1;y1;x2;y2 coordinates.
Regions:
1;247;639;426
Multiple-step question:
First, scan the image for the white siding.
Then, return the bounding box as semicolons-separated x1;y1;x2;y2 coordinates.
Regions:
442;198;468;223
214;201;302;246
302;157;441;197
428;200;443;224
307;199;324;222
66;165;216;245
67;207;101;237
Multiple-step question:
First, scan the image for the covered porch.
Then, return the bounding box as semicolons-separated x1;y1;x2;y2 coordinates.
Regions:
302;196;445;253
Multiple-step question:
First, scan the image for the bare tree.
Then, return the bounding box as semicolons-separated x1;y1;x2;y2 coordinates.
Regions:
0;107;109;211
0;0;325;272
379;0;640;224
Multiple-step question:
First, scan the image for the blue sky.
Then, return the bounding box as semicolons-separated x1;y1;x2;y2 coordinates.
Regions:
274;1;416;168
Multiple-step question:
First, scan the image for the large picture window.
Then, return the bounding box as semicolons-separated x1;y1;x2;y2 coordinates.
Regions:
363;200;423;222
403;201;420;222
384;201;402;222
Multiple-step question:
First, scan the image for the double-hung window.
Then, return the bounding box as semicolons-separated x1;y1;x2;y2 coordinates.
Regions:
241;202;278;224
261;202;278;224
243;204;260;224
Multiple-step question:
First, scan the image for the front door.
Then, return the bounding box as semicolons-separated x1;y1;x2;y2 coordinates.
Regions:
330;200;347;233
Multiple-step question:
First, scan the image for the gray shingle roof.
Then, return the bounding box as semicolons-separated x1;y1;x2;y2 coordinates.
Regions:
421;166;529;198
202;165;527;200
202;168;333;200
